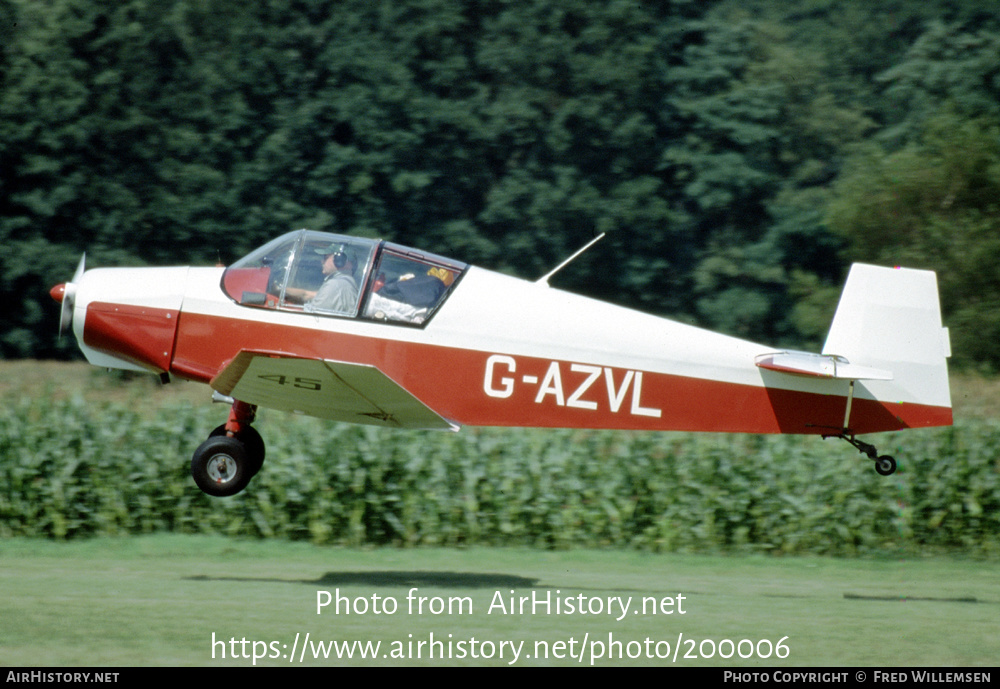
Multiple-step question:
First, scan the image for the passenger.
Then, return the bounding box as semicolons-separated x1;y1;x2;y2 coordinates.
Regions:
379;266;454;308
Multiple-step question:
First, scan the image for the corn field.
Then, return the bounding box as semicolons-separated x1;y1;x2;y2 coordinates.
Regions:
1;395;998;555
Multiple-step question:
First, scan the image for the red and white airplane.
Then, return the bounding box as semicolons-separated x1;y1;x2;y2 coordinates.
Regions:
50;230;952;496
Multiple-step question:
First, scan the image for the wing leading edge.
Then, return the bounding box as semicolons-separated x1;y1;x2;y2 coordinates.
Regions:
210;350;459;431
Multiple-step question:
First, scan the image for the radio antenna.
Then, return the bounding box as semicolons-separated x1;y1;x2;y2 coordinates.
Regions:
535;233;606;287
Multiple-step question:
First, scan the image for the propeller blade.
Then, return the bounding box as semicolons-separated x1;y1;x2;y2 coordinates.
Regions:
58;285;76;337
57;253;85;338
72;252;86;283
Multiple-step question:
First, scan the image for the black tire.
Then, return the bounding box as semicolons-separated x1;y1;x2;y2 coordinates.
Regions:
875;455;897;476
191;435;252;497
209;424;265;476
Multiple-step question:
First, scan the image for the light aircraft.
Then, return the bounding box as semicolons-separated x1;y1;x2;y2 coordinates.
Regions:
49;230;952;496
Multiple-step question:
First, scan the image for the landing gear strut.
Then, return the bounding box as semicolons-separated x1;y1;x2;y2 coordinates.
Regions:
824;432;897;476
821;380;898;476
191;400;265;496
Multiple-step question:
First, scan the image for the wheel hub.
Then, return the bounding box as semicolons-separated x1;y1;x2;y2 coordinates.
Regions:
206;453;238;484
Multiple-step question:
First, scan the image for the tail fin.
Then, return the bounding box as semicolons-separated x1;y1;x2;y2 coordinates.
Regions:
822;263;952;427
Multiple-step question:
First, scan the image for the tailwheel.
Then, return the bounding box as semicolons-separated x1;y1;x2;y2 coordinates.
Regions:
824;432;899;477
191;435;253;497
874;455;897;476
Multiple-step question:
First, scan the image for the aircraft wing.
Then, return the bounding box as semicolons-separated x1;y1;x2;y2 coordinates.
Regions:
210;350;459;431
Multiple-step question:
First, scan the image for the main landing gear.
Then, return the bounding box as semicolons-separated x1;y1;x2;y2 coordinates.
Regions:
824;432;897;476
191;400;265;497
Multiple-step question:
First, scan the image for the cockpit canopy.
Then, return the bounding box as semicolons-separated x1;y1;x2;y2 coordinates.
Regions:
222;230;467;326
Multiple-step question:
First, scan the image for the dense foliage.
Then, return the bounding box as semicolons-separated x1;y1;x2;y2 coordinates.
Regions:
3;0;1000;365
1;396;997;555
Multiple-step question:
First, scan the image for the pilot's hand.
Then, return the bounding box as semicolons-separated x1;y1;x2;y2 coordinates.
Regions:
283;287;316;303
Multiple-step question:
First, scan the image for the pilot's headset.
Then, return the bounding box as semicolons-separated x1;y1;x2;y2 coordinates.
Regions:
318;243;352;269
331;245;349;269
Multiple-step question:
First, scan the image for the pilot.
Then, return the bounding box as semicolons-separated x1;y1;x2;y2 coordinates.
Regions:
304;244;358;314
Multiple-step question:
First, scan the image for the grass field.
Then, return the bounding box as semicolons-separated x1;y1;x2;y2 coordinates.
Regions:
1;362;998;667
0;535;997;667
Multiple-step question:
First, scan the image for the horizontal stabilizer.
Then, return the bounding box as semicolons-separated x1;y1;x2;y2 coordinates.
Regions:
211;350;459;430
755;351;892;381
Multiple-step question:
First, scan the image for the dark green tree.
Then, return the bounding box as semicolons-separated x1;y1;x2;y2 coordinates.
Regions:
828;112;1000;368
656;6;872;342
5;0;1000;363
827;19;1000;367
1;0;259;355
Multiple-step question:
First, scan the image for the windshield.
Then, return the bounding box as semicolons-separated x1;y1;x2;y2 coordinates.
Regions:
222;230;466;325
222;230;377;317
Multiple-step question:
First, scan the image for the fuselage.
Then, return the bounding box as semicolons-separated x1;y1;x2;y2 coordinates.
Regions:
63;256;951;436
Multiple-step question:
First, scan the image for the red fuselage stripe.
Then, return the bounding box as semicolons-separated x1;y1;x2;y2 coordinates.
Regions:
167;311;951;435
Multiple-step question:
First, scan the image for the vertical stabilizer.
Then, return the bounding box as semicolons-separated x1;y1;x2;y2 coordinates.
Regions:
822;264;951;419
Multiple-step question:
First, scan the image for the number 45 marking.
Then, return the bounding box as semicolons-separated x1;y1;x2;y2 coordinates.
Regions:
258;374;322;391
